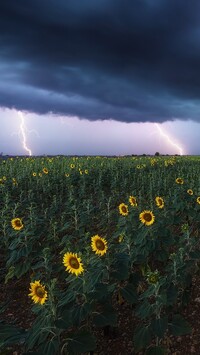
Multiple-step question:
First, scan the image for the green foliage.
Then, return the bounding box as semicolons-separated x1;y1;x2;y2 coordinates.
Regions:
67;330;96;354
150;316;168;338
168;314;192;336
133;325;152;351
0;155;200;353
0;323;26;348
93;305;117;327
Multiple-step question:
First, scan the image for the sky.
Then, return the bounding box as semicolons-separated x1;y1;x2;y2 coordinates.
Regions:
1;0;200;155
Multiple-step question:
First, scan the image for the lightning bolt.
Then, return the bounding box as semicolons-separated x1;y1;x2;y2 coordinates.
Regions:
155;123;184;155
18;111;32;156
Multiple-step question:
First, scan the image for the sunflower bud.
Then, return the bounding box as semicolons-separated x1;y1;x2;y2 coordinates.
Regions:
147;271;159;284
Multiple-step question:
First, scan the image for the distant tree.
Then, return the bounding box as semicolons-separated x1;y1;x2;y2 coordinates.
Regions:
155;152;160;156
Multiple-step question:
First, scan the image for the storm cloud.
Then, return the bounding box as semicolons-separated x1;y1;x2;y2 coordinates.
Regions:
1;0;200;122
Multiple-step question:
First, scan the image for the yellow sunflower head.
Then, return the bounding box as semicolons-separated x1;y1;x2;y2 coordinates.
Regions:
139;210;155;226
12;178;17;186
91;235;108;256
63;252;84;276
197;196;200;205
32;172;37;177
129;196;137;207
187;189;193;195
176;177;184;184
119;203;129;216
43;168;48;174
155;196;164;209
65;173;70;177
28;280;48;305
11;218;24;231
70;164;75;169
118;234;124;243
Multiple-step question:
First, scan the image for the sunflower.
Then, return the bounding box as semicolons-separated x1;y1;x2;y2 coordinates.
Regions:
187;189;193;195
70;164;75;169
147;271;159;284
181;223;189;232
118;234;124;243
91;235;108;256
11;218;23;231
43;168;48;174
197;196;200;205
129;196;137;206
12;178;18;186
32;172;37;177
63;252;84;276
176;177;184;184
28;280;48;305
139;210;155;226
65;173;70;177
85;169;88;174
119;203;129;216
155;196;164;209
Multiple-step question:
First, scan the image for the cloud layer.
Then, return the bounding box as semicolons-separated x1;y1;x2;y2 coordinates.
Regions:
1;0;200;122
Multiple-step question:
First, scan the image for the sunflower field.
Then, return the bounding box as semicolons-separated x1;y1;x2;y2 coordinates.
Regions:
0;155;200;354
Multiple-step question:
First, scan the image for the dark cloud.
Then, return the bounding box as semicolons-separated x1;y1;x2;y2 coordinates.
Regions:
1;0;200;122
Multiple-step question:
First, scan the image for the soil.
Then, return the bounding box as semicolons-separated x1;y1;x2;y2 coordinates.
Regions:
1;275;200;355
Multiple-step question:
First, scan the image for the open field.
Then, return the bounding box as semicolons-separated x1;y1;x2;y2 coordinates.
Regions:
1;155;200;354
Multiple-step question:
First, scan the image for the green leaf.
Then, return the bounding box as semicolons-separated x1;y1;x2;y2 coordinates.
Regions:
5;266;15;283
26;317;49;350
140;284;156;299
120;284;138;304
150;316;168;338
0;323;26;348
168;314;191;336
93;307;117;327
67;331;96;354
54;318;71;329
133;325;152;352
111;252;130;281
135;299;154;319
135;228;149;246
70;302;92;326
156;249;168;262
14;261;31;278
91;282;109;301
39;337;59;355
83;267;103;291
146;346;167;355
166;284;178;306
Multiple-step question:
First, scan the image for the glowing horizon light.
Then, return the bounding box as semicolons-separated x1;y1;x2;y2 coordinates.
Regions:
154;123;184;156
18;111;32;156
